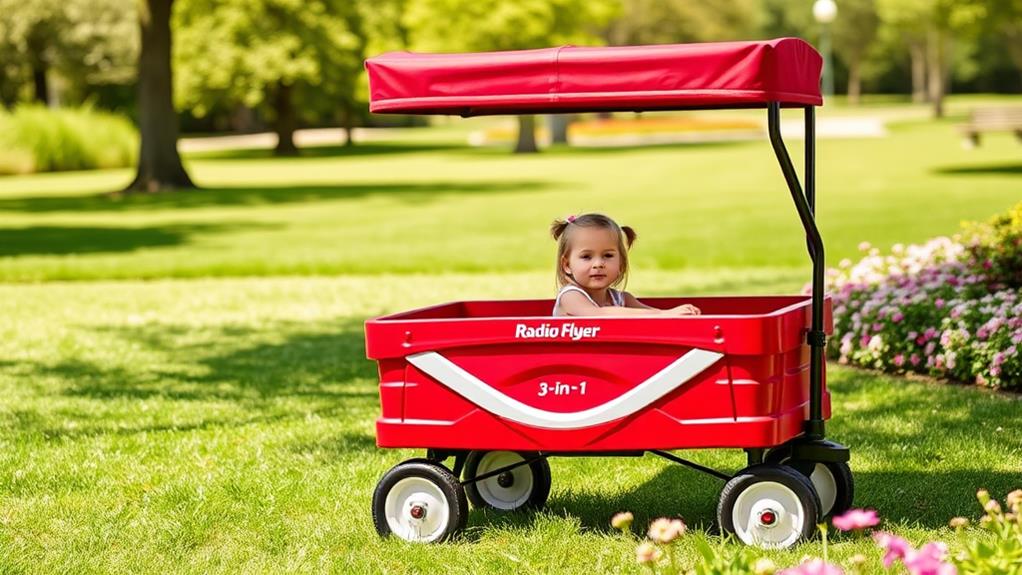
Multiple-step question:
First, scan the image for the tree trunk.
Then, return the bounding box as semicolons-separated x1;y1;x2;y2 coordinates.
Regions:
847;59;862;106
909;41;927;103
926;27;945;118
273;83;298;156
549;114;570;145
32;63;49;105
341;100;354;147
124;0;194;193
514;115;538;154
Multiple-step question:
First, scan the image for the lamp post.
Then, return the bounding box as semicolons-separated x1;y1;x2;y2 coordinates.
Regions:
813;0;838;99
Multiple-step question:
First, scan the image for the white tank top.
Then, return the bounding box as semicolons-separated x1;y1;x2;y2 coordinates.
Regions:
552;285;624;316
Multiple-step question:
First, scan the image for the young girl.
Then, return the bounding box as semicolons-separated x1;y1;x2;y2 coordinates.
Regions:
550;213;702;317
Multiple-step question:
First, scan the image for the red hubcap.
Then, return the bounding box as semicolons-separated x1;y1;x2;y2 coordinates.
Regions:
410;505;426;519
760;511;776;526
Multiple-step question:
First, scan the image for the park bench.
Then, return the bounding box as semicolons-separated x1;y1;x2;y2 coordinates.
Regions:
960;106;1022;148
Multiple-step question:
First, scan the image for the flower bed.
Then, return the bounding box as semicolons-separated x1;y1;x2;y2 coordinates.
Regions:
612;489;1022;574
825;203;1022;391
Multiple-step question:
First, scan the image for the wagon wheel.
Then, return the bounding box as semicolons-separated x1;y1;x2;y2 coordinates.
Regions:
372;459;468;543
765;448;854;519
462;450;551;511
718;464;820;549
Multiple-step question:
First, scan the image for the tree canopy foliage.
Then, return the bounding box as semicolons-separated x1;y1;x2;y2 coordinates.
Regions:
172;0;367;154
0;0;1021;146
0;0;137;107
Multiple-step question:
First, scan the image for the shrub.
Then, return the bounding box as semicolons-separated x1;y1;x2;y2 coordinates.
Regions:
825;204;1022;391
965;204;1022;289
0;104;138;174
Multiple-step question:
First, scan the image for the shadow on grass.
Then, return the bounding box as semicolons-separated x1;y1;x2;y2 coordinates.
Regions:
7;319;377;438
933;163;1022;176
461;463;1022;540
0;181;553;213
0;222;274;256
183;141;468;161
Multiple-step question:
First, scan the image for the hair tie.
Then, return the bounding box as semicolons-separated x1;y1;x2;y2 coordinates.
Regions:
566;215;576;223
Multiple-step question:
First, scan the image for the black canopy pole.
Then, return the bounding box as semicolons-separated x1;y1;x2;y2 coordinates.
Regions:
767;102;826;439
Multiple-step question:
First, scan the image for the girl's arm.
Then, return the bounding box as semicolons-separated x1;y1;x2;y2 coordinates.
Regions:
623;291;701;316
622;291;659;310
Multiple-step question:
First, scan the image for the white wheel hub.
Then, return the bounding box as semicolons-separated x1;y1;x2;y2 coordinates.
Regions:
475;451;533;510
809;464;837;515
732;481;806;548
384;477;450;542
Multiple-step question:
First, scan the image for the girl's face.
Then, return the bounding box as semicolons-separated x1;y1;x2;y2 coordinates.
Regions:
562;226;622;291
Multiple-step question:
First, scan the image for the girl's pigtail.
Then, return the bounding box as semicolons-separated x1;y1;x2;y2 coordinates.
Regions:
550;219;569;241
621;225;638;248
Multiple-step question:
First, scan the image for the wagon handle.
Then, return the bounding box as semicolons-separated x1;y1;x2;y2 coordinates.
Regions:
768;102;826;440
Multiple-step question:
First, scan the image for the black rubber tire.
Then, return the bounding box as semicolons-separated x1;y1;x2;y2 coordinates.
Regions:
462;450;551;511
372;459;468;542
765;448;854;518
717;464;821;549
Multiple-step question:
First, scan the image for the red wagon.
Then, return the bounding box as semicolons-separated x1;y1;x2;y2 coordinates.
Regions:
364;38;852;548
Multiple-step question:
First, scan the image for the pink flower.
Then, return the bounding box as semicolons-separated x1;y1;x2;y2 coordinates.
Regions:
874;532;912;568
833;508;880;531
935;298;945;309
902;542;956;575
858;241;872;252
893;354;905;367
611;511;633;531
892;311;904;323
779;559;845;575
635;541;661;564
647;517;685;544
910;353;921;366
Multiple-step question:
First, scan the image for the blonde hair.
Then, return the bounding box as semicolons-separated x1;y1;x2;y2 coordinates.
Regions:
550;213;637;289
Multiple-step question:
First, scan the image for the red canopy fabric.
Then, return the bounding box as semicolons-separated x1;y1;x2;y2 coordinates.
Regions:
366;38;822;116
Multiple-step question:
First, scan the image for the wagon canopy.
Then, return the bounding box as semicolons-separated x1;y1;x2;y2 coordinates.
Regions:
365;38;822;116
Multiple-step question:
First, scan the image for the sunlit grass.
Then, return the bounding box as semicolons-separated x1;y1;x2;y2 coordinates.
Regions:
0;276;1018;573
0;97;1020;282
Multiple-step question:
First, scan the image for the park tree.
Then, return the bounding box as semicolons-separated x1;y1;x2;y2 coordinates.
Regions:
876;0;986;117
0;0;137;107
174;0;363;155
405;0;617;153
831;0;880;105
605;0;761;46
874;0;930;102
986;0;1022;81
126;0;194;192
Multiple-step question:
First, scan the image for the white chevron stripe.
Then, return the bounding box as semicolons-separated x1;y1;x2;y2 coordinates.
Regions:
407;349;724;430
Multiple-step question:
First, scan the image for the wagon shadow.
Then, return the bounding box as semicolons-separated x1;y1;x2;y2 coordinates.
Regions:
463;465;1022;540
0;181;553;213
461;459;727;541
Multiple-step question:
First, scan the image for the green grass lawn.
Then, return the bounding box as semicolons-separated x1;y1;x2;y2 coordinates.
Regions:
1;97;1021;573
0;277;1018;574
0;98;1020;283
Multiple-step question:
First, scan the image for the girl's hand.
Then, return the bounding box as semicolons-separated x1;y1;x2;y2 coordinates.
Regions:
670;304;701;316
